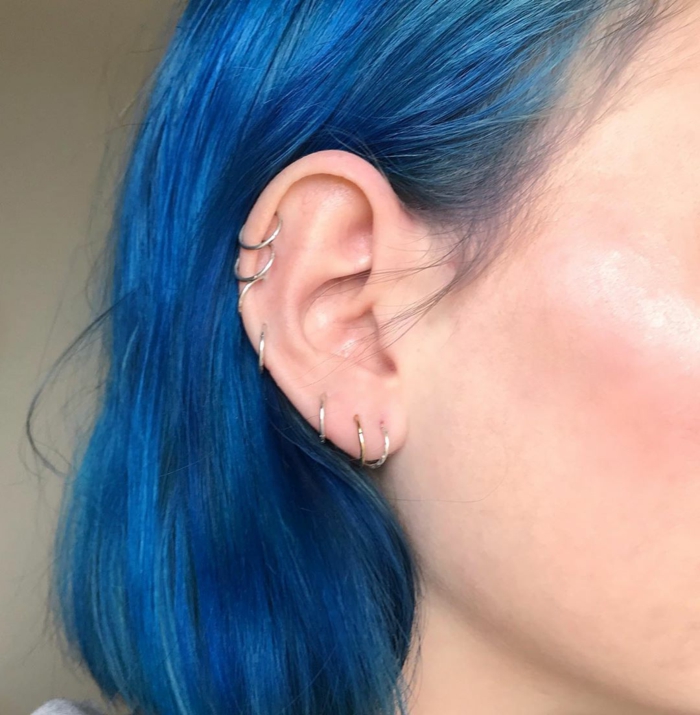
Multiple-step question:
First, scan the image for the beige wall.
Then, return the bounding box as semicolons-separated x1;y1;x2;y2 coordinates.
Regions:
0;2;176;712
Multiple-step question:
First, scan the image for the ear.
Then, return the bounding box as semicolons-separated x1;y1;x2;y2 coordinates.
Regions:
235;149;444;466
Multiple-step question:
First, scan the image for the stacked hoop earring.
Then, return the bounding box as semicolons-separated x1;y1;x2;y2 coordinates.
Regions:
234;213;281;315
235;213;390;469
319;393;389;468
353;412;390;469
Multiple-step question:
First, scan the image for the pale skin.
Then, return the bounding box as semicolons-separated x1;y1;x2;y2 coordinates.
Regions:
236;3;700;713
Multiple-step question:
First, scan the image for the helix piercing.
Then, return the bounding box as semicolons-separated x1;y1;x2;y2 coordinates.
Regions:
258;323;266;374
353;414;390;469
235;213;282;314
239;215;281;250
235;248;275;283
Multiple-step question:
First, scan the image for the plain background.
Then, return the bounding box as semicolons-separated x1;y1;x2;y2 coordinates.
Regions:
0;2;178;712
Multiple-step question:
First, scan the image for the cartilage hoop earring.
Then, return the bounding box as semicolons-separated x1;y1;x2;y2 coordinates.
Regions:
319;393;326;442
354;415;390;469
235;213;282;314
234;246;275;283
239;214;281;250
258;323;266;374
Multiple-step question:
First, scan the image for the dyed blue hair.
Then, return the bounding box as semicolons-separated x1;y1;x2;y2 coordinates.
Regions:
28;2;678;714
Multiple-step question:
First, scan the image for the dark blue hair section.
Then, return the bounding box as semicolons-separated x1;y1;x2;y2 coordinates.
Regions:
26;2;680;714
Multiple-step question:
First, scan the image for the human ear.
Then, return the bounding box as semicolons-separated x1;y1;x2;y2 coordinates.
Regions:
234;149;435;466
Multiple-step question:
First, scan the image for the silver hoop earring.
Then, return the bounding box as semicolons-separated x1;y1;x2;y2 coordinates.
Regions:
319;393;326;442
234;247;275;283
354;415;390;469
235;213;282;314
239;215;281;250
259;323;266;374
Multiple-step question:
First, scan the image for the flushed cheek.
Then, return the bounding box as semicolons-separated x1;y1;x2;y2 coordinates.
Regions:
482;240;700;698
536;242;700;481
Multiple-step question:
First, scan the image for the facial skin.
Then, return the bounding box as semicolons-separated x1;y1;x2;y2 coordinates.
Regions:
236;2;700;713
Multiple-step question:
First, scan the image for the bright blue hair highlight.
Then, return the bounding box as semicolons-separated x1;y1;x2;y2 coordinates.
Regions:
27;2;677;714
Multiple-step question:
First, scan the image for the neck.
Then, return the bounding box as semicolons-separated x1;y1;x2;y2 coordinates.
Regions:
398;586;653;715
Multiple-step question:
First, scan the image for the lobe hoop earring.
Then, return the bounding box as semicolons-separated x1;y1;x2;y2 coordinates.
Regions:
354;414;390;469
258;322;266;374
319;392;326;442
235;213;282;314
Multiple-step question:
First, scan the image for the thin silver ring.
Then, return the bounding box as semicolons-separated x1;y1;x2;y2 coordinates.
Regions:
238;214;282;250
365;423;390;468
319;393;326;442
233;244;275;283
354;415;390;469
259;323;266;373
354;415;365;464
237;281;256;314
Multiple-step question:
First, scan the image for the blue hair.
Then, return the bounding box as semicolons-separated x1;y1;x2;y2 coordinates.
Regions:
28;2;679;714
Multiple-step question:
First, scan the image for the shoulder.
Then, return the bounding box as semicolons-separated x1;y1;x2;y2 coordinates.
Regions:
30;699;105;715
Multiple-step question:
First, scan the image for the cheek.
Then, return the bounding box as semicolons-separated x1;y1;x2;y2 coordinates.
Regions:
538;243;700;482
446;239;700;703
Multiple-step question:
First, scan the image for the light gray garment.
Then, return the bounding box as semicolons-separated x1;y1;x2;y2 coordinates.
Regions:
30;699;106;715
